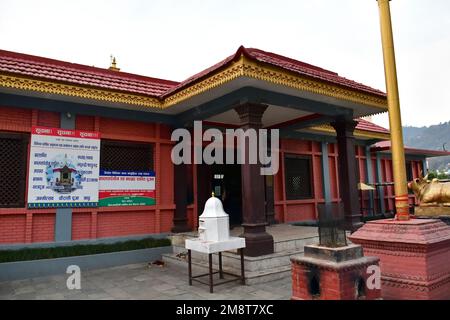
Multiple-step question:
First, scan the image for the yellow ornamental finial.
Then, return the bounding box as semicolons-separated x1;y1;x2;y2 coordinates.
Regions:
109;55;120;71
211;191;215;197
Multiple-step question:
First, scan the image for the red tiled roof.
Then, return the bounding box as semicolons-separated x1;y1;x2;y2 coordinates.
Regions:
371;140;450;157
163;46;386;98
356;118;390;134
0;49;179;97
0;46;385;100
245;48;385;96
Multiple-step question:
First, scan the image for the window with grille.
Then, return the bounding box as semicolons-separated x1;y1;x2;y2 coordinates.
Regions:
284;154;313;200
100;140;154;171
0;132;28;207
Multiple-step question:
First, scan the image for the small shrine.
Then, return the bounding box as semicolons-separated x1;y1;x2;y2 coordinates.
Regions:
185;195;246;293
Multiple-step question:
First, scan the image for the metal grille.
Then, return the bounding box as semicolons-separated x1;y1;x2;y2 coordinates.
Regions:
100;140;153;171
284;155;313;200
317;202;347;247
0;133;28;207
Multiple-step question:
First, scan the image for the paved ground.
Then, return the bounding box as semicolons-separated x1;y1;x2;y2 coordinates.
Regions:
0;262;291;300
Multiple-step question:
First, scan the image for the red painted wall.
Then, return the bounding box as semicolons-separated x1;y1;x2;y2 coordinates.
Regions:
270;143;422;223
273;139;332;223
0;106;175;244
0;105;425;244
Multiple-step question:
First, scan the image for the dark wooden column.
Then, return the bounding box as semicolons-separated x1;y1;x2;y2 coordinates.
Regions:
264;131;276;225
265;175;276;225
197;163;212;217
235;103;274;256
172;162;190;233
331;118;363;231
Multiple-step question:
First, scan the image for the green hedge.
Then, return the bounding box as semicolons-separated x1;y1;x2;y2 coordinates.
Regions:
0;237;171;263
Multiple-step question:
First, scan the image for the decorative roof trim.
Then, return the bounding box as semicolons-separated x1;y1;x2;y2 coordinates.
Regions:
0;74;161;108
307;124;391;140
162;56;245;107
0;54;388;111
241;55;387;110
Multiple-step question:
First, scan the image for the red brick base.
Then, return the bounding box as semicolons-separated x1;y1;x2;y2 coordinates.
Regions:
349;218;450;300
291;244;381;300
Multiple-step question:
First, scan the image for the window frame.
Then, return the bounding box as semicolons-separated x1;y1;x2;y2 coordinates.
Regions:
100;139;154;172
284;153;314;201
0;132;29;208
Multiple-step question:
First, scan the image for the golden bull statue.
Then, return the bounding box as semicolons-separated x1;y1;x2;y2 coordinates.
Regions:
408;175;450;216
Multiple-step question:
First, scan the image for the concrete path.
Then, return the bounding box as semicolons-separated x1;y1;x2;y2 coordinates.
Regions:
0;262;291;300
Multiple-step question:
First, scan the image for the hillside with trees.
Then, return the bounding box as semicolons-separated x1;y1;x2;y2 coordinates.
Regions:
402;121;450;171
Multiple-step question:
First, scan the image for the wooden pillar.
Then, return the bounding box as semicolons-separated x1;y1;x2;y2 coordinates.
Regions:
172;162;190;233
196;163;211;218
321;142;332;203
171;124;189;233
422;159;427;175
375;153;386;214
331;118;362;231
235;103;274;257
265;175;276;225
264;130;276;225
365;146;375;216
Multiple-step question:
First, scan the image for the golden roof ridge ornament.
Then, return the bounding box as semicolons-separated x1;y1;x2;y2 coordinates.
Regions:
109;55;120;71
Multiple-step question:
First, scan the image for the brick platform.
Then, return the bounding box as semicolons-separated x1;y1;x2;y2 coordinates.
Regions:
349;218;450;300
291;244;380;300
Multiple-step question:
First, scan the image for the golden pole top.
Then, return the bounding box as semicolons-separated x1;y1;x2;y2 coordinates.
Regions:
376;0;410;221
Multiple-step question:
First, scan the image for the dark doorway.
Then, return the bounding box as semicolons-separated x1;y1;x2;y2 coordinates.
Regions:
211;164;242;226
197;163;242;227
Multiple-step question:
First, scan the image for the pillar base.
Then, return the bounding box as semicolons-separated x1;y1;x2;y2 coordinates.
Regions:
345;219;364;233
171;218;191;233
349;218;450;300
266;216;277;226
241;225;274;257
291;244;381;300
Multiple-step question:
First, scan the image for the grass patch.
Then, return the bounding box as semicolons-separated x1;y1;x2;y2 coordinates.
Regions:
0;237;171;263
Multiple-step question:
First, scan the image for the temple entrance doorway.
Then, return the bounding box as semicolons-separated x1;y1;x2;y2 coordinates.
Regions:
196;163;242;228
211;163;242;227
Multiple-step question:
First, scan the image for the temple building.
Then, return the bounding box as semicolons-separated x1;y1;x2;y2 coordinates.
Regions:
0;46;448;256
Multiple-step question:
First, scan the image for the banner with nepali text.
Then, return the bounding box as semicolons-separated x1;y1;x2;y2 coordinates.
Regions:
27;126;100;208
99;170;156;207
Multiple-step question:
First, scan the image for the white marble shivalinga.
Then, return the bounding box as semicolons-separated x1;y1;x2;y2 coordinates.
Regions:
184;196;246;293
188;195;246;253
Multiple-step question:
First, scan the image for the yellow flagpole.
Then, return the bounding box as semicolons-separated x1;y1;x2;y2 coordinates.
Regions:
377;0;410;220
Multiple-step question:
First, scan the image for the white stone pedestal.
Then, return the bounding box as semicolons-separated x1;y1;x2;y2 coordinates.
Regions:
185;236;245;254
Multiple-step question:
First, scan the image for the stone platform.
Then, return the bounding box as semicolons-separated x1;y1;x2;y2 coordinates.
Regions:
349;218;450;300
163;224;319;284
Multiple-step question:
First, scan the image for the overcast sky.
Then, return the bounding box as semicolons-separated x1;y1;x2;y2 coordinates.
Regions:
1;0;449;128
